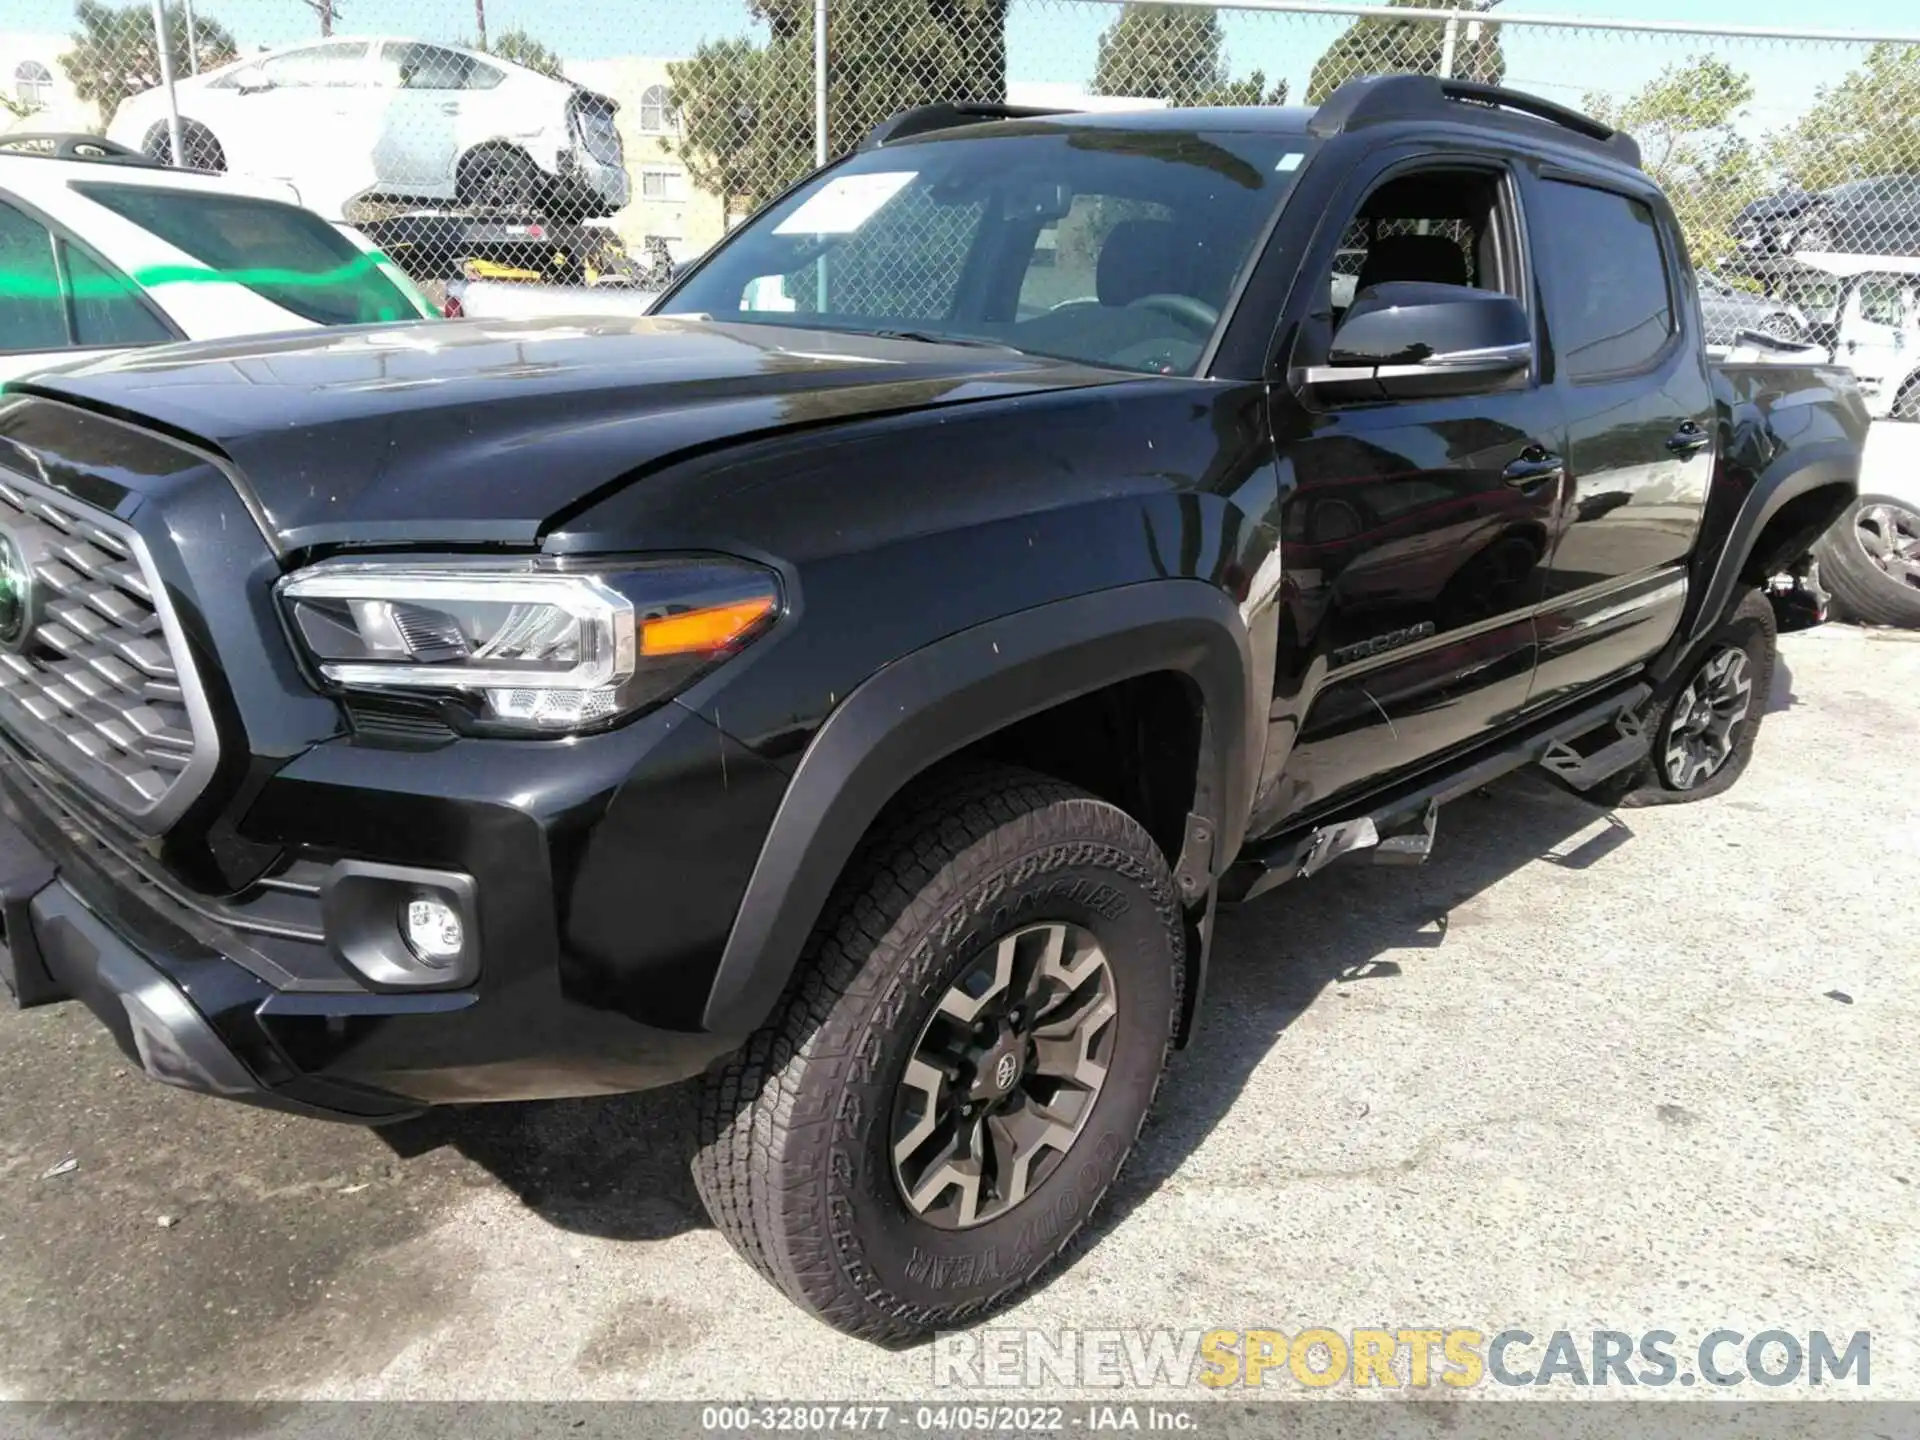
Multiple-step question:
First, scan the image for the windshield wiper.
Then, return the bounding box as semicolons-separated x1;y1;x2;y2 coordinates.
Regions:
858;328;1025;352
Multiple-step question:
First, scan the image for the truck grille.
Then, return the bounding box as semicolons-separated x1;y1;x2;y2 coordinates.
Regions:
0;476;215;832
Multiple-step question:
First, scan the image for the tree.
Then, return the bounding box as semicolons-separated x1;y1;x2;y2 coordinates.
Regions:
667;0;1009;219
1768;43;1920;194
1093;4;1225;107
1585;56;1760;271
484;29;565;81
60;0;237;128
1199;70;1287;106
1306;0;1502;105
301;0;338;38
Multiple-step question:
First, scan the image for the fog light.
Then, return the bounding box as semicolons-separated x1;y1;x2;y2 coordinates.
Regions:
402;896;464;967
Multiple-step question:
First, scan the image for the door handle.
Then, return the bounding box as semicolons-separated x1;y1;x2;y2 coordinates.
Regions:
1666;421;1711;456
1502;447;1565;488
440;102;460;114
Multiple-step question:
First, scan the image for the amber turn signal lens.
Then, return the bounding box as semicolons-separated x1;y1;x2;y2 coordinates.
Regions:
640;595;777;656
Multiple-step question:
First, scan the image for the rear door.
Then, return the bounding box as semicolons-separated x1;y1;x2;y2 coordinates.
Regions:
371;43;477;203
1525;174;1711;709
1250;149;1563;830
0;194;176;382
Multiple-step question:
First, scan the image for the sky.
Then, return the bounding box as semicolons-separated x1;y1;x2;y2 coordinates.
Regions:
8;0;1916;136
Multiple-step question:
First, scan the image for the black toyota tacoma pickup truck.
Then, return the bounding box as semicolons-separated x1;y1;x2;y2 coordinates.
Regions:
0;76;1866;1341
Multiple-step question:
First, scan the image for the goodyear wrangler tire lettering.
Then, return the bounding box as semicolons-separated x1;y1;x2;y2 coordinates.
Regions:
691;763;1184;1343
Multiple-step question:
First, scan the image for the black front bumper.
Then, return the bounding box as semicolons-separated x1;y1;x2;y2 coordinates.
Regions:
0;693;787;1123
0;808;415;1121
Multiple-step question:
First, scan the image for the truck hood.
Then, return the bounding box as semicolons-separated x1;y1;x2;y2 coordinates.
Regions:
21;317;1126;553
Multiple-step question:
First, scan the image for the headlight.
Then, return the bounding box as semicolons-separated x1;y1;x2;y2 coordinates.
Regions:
278;557;779;733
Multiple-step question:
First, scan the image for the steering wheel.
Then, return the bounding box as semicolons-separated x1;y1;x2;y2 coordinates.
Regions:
1127;293;1220;333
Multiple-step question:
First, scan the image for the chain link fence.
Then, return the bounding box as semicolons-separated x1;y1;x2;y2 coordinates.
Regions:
2;0;1917;383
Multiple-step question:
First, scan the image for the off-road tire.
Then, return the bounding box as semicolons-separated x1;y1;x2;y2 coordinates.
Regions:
1585;588;1777;809
1814;493;1920;628
692;765;1184;1344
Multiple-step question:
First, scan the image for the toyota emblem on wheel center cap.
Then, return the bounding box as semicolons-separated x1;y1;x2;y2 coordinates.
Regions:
0;531;31;648
993;1052;1019;1091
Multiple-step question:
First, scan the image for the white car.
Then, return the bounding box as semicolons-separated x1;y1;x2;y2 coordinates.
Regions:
1780;253;1920;420
107;37;629;224
0;138;437;384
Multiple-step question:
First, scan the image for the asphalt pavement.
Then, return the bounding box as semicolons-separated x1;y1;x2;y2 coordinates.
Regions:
1;624;1914;1404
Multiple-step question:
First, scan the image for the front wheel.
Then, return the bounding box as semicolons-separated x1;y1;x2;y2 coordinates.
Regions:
1586;588;1777;808
694;765;1184;1343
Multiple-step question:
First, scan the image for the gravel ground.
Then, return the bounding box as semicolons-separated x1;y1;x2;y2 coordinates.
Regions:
1;624;1915;1405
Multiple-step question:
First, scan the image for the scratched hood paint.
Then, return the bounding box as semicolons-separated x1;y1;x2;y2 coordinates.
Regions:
23;316;1124;551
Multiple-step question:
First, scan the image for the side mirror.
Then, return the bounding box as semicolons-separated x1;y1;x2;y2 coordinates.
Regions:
1299;282;1531;402
236;74;274;94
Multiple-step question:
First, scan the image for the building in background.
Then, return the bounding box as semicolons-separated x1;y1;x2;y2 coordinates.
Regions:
0;32;92;132
565;55;726;263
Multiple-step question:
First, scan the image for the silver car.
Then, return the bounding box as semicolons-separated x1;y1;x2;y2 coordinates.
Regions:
1698;270;1806;348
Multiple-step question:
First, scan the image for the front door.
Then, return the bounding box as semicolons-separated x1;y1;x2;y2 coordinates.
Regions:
1524;175;1713;708
1250;154;1563;831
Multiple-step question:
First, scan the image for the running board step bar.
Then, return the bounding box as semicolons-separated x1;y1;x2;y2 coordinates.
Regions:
1224;681;1650;904
1539;709;1650;791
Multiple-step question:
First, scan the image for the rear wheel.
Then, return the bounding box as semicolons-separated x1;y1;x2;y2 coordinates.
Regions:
1758;310;1804;343
141;120;224;172
462;148;543;212
1586;589;1776;808
1814;494;1920;628
693;765;1184;1343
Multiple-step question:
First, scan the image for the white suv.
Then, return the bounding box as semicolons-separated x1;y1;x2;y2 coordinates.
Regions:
0;138;437;384
107;37;629;224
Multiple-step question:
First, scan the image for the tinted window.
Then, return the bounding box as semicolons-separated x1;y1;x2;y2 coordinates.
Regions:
662;126;1307;375
383;43;481;90
259;42;368;88
0;202;67;352
1536;180;1673;378
63;244;174;346
73;183;419;326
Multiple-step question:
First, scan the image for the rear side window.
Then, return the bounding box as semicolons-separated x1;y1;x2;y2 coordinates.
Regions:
1534;180;1674;379
0;201;66;351
72;183;418;326
63;245;174;346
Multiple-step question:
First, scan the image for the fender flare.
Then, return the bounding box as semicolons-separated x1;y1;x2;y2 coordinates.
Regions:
700;580;1255;1035
1662;440;1858;679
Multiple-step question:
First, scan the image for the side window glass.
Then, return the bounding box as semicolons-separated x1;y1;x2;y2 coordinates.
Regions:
1325;169;1504;317
1534;179;1674;379
0;201;68;352
260;42;369;88
384;43;475;91
63;244;172;347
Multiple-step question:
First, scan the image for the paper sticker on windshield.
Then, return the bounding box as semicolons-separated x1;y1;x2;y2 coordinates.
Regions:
774;172;917;235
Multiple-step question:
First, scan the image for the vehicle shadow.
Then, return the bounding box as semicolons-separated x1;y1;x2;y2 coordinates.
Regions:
1063;770;1635;1266
379;768;1631;1269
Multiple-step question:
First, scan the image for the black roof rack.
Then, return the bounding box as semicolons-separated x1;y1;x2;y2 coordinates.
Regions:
862;102;1076;150
0;132;168;168
1309;74;1640;168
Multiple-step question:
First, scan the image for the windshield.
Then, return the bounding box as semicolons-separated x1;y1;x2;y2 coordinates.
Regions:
658;123;1308;375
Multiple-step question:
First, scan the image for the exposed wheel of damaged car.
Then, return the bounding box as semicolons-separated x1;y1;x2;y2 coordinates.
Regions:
1588;590;1778;808
1814;494;1920;628
692;766;1183;1343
